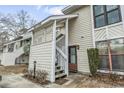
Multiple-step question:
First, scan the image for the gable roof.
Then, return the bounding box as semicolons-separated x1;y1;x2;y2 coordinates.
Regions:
28;14;78;32
62;5;85;14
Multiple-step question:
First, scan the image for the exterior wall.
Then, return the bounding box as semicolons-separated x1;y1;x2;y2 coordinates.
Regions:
33;26;52;45
20;55;29;64
1;43;16;65
29;42;52;80
94;22;124;41
0;53;3;64
1;36;31;66
94;6;124;41
1;45;25;66
68;6;93;73
93;5;124;73
2;52;16;65
15;55;29;64
29;25;53;81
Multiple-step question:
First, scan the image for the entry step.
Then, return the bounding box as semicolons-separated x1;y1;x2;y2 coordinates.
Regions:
55;73;66;79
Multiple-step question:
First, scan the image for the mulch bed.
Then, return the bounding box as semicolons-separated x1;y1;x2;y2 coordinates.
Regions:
64;73;124;88
23;74;50;85
89;73;124;86
23;72;124;87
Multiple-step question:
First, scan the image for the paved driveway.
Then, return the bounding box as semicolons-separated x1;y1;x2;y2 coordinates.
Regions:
0;74;42;88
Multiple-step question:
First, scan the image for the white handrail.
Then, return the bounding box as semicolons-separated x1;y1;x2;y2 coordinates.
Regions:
56;46;67;60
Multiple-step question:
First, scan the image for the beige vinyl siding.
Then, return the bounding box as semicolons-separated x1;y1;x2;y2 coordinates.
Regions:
29;25;53;81
108;23;124;39
33;26;53;45
95;28;107;41
29;42;52;80
45;28;53;42
94;22;124;41
68;6;93;73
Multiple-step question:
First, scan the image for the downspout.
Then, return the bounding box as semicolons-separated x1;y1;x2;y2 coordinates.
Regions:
90;5;96;48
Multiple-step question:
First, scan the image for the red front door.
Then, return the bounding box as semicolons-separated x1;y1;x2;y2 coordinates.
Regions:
69;46;77;72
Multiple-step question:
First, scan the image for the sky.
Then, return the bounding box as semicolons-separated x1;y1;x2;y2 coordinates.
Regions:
0;5;67;22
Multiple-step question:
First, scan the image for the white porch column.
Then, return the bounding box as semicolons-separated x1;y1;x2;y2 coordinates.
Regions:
65;18;69;76
51;20;56;82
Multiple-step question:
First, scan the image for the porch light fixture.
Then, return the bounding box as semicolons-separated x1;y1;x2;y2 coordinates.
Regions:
76;45;80;50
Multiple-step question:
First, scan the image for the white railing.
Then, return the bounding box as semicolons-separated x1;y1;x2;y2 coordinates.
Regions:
56;49;66;71
56;31;66;72
15;44;30;58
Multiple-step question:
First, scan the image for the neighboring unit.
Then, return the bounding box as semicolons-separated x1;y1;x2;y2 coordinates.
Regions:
0;31;32;66
28;5;124;82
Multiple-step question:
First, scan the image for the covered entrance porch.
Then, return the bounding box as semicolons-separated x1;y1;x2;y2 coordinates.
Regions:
50;14;78;82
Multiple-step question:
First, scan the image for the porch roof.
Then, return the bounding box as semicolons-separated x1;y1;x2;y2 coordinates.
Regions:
28;14;78;32
4;32;32;46
62;5;84;14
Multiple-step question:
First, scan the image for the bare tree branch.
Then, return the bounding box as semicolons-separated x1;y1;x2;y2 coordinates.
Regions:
0;10;37;46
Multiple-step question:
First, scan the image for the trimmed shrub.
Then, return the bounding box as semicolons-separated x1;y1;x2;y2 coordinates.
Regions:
87;48;99;76
36;70;48;83
23;44;30;55
27;69;48;83
28;69;34;76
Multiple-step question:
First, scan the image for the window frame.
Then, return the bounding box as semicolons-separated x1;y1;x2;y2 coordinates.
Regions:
69;46;77;64
107;6;122;25
93;5;122;28
96;38;124;71
93;5;106;28
8;43;14;52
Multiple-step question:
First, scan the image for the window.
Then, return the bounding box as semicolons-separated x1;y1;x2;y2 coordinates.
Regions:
94;5;104;16
95;15;106;28
96;38;124;71
106;5;118;11
94;5;106;28
96;41;109;70
8;43;14;52
69;46;77;64
107;9;120;24
110;38;124;71
93;5;121;28
99;55;109;70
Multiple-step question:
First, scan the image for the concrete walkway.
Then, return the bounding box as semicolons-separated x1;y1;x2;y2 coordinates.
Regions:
0;74;42;88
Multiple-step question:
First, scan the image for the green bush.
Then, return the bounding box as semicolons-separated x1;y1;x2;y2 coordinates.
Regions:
87;48;99;76
23;44;30;55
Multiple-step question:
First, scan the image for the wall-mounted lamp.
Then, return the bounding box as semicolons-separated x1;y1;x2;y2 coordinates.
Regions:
76;45;80;50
